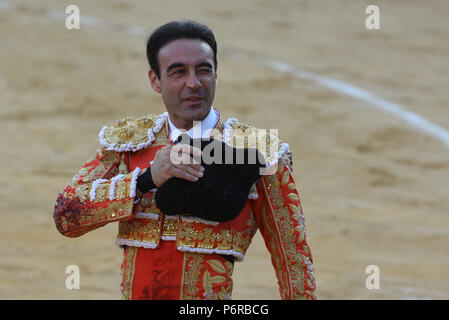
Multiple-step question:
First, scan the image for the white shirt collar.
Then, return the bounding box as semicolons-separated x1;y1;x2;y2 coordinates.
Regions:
168;107;219;143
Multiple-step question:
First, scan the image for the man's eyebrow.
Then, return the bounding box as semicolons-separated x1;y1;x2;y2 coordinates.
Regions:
166;62;214;74
166;62;185;73
196;62;213;69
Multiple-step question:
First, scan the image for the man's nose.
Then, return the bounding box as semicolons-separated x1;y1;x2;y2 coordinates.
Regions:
186;72;201;89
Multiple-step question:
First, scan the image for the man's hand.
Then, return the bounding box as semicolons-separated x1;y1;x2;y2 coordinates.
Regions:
150;144;204;188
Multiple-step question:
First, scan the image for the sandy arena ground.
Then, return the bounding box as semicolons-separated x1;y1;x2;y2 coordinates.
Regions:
1;0;448;299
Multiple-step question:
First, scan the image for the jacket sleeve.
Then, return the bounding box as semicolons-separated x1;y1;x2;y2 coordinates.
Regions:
252;149;317;300
53;147;141;238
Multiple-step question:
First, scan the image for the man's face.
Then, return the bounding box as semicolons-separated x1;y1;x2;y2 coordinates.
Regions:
149;38;217;130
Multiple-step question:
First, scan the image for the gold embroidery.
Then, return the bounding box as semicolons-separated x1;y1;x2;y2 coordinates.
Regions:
118;217;162;245
197;228;216;249
260;161;316;299
227;120;280;166
162;217;178;238
75;184;90;202
289;203;305;225
141;194;161;215
57;197;134;237
102;114;160;147
178;221;199;247
120;246;138;300
203;258;233;300
278;158;285;175
282;171;290;185
216;229;232;251
176;219;253;258
119;153;128;174
207;259;227;273
115;179;127;200
181;253;234;300
230;226;252;256
72;163;94;186
101;149;121;163
265;174;300;297
209;117;224;140
151;124;171;147
140;194;154;207
94;183;109;202
90;162;106;180
280;150;293;172
137;117;154;128
182;252;204;299
287;193;299;201
99;200;133;221
246;211;258;234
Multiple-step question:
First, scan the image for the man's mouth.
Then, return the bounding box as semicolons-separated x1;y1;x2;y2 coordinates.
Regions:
183;96;203;106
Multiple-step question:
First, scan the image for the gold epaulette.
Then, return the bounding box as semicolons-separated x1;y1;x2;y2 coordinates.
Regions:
223;118;284;168
98;112;168;152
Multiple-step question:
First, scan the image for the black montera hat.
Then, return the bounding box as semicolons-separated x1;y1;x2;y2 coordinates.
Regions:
155;135;266;222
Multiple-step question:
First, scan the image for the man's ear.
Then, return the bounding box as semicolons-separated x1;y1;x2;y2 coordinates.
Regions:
148;69;161;93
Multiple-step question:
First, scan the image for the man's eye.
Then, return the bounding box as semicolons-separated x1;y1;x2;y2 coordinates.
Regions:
198;68;212;73
171;70;185;76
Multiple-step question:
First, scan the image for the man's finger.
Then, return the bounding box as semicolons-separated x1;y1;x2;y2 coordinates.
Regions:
170;152;195;165
173;163;204;178
188;163;205;172
171;166;201;182
170;144;202;165
172;144;202;157
189;145;202;158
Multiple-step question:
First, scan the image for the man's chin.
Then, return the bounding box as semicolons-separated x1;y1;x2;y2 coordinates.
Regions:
183;104;211;120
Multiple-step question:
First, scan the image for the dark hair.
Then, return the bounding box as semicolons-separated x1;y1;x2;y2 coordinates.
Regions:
146;20;218;79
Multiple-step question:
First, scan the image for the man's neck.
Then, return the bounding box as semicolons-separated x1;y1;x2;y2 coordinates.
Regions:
167;107;219;142
172;119;194;131
168;109;211;131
